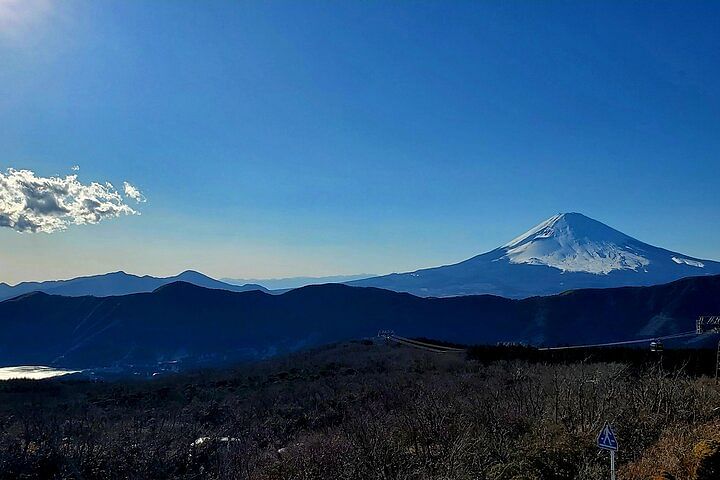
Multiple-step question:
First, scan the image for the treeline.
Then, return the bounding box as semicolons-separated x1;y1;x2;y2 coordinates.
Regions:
0;341;719;479
467;344;720;377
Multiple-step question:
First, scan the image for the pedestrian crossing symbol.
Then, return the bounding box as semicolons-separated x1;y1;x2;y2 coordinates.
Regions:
597;424;618;451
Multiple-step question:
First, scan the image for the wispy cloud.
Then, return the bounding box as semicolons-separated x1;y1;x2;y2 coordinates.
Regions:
123;182;146;203
0;168;146;233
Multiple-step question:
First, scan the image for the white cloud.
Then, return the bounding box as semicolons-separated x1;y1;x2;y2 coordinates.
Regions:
71;165;80;171
0;168;144;233
123;182;146;203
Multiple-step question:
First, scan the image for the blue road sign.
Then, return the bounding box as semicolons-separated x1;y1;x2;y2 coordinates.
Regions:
597;424;618;451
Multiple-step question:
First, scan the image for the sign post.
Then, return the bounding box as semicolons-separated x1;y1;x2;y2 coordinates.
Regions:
597;423;618;480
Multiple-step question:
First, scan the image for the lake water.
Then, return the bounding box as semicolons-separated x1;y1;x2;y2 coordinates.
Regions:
0;366;81;380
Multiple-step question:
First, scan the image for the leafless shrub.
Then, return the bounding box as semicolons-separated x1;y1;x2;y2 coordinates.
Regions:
1;343;719;479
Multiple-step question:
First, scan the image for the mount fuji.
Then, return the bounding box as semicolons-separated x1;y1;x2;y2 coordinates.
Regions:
349;212;720;298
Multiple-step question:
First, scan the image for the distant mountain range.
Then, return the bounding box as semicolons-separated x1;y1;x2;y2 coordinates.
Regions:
2;274;719;369
0;270;267;302
350;212;720;298
3;213;717;301
221;274;374;290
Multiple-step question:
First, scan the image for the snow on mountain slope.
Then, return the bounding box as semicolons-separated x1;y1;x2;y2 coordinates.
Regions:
500;213;652;274
671;256;705;267
349;213;720;298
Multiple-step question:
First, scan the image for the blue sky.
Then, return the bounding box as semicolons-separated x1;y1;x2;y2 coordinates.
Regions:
1;0;719;284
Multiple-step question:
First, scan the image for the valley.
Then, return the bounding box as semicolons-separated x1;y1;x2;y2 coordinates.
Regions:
2;274;720;370
1;341;718;479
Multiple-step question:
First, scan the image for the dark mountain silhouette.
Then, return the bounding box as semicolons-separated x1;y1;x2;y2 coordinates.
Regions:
0;270;267;302
349;213;720;298
1;275;719;369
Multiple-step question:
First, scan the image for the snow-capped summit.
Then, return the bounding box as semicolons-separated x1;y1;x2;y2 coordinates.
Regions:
502;212;652;274
350;212;720;298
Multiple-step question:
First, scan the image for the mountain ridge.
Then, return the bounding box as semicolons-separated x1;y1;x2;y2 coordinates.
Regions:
0;270;267;302
221;274;375;290
349;213;720;298
2;274;719;369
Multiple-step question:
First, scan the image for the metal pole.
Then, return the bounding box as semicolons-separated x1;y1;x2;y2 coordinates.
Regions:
610;450;616;480
715;339;720;384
